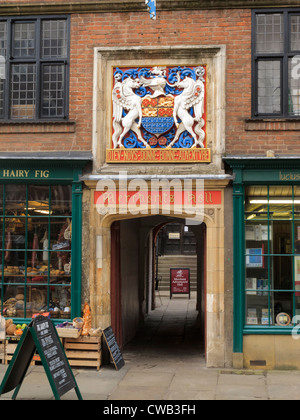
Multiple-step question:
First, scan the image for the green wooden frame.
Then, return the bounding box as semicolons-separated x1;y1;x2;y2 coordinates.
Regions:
226;157;300;354
0;157;88;325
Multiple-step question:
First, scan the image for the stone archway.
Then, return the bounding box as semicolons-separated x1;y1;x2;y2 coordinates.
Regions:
83;182;226;367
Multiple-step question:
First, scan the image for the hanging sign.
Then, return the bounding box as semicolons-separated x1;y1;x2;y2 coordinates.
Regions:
0;315;82;400
170;268;190;299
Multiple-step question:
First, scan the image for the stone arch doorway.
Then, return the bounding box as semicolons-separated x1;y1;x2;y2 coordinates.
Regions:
103;209;223;366
85;185;227;367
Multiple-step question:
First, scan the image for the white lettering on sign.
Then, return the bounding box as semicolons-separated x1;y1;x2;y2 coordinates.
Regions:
36;321;49;331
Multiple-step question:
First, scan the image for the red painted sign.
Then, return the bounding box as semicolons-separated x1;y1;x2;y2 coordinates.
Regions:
106;148;211;163
170;268;190;298
94;190;222;206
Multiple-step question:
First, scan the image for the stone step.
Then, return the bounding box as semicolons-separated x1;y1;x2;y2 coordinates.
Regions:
157;255;197;291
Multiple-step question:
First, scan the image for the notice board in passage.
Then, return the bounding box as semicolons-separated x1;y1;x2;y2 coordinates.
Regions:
170;268;190;299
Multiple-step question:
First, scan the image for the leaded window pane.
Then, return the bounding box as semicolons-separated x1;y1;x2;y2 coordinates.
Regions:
291;15;300;51
289;57;300;116
0;21;7;57
257;60;281;114
256;13;284;54
0;79;4;118
12;22;35;57
10;64;36;119
42;64;65;117
42;20;67;58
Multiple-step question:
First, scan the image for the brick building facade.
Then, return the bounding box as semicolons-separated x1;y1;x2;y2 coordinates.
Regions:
1;0;300;369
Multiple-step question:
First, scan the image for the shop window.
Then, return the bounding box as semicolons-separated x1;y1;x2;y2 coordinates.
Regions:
245;185;300;327
0;16;69;120
0;184;72;320
252;9;300;117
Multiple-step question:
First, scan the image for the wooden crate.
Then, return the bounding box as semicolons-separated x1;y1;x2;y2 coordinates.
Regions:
0;339;5;364
3;336;38;365
56;327;81;338
5;336;20;364
63;335;102;370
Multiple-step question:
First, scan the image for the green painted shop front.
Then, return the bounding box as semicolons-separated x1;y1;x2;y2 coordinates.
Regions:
227;157;300;369
0;155;90;326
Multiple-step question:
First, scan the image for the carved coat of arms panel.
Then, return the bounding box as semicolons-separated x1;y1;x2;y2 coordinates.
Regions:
107;65;210;163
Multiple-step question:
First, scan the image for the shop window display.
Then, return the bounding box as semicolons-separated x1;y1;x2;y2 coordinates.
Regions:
0;184;72;320
245;185;300;327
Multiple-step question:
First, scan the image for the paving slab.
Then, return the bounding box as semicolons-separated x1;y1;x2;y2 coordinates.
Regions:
1;294;300;400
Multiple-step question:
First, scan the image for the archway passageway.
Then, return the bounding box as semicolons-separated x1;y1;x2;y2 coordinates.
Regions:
111;216;206;358
91;186;227;368
123;293;204;360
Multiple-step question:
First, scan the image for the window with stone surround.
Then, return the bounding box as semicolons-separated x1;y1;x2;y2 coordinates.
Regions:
252;9;300;118
0;16;69;121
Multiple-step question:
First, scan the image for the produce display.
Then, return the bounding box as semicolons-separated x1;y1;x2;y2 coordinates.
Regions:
2;282;71;319
82;302;92;336
4;318;27;336
1;265;67;277
55;304;102;338
1;302;103;372
2;303;101;338
56;321;76;329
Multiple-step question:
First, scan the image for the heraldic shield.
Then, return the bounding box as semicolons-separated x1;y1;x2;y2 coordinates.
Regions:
141;95;174;146
108;65;210;163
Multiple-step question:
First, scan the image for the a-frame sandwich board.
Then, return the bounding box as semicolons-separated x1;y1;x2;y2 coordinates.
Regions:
0;315;82;400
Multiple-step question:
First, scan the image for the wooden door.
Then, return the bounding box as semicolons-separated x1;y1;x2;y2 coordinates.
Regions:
110;221;122;347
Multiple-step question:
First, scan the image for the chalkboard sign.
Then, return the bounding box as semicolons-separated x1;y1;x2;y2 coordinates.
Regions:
0;327;36;398
103;326;125;370
0;315;82;400
32;315;77;398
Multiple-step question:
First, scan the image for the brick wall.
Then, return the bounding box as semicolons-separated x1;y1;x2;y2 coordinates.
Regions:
0;6;299;156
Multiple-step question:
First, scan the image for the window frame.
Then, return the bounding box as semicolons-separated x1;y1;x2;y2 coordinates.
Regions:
252;8;300;118
0;179;82;325
243;184;300;332
0;15;70;121
0;182;71;320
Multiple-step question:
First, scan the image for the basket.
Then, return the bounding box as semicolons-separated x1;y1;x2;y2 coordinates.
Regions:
88;327;102;337
56;323;81;338
73;317;84;329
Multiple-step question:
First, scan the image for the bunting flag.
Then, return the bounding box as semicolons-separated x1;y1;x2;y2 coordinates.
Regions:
145;0;156;20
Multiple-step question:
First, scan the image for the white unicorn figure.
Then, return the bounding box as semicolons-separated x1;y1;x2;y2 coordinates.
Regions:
112;75;150;149
167;67;205;148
